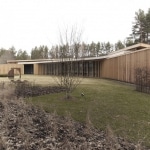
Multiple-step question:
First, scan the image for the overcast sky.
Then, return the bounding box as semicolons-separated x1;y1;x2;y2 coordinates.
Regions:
0;0;150;54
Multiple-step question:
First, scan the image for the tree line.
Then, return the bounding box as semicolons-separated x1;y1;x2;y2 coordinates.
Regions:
0;40;127;61
0;8;150;62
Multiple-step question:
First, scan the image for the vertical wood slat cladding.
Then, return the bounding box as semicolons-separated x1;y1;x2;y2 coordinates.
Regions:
34;64;39;75
0;64;24;75
3;45;148;82
101;48;150;83
147;50;150;69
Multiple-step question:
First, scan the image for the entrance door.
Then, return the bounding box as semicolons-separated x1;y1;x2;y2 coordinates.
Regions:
24;64;34;74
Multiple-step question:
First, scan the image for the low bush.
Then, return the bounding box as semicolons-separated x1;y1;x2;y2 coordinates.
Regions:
13;80;66;98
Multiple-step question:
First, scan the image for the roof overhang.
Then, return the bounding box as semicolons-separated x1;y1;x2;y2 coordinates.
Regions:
17;56;107;64
6;43;150;64
108;43;150;58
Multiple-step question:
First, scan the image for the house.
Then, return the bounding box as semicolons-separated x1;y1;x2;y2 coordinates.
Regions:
1;43;150;84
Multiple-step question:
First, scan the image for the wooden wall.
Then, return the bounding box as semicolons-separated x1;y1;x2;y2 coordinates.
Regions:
0;64;24;75
1;47;149;84
33;64;39;75
101;48;150;83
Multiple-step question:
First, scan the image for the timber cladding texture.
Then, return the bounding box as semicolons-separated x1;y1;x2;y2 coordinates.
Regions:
101;48;150;83
0;64;24;75
33;64;39;75
1;44;150;84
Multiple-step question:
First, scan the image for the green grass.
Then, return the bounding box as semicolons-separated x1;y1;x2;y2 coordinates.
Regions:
26;76;150;146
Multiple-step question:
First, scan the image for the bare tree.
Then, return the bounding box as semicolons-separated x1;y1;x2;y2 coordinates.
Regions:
54;26;83;99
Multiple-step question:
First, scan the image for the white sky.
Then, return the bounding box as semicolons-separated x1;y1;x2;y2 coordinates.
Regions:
0;0;150;54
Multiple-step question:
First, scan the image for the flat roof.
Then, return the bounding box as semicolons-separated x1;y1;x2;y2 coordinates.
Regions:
108;43;150;58
17;56;107;64
109;43;150;54
7;43;150;64
7;59;55;63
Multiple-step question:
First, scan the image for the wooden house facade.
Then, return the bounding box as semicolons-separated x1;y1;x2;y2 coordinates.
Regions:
2;43;150;84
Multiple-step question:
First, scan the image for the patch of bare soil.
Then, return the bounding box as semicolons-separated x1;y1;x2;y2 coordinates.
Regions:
0;82;147;150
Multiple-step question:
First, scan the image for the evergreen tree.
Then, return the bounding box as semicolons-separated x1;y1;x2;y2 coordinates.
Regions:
89;42;96;57
16;49;29;60
132;9;147;43
95;42;101;57
105;42;112;54
31;45;49;59
115;40;125;50
145;8;150;43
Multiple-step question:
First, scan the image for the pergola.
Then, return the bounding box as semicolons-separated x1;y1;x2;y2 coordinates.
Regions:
8;68;21;79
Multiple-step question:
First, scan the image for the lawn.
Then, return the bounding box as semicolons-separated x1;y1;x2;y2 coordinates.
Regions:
4;75;150;146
